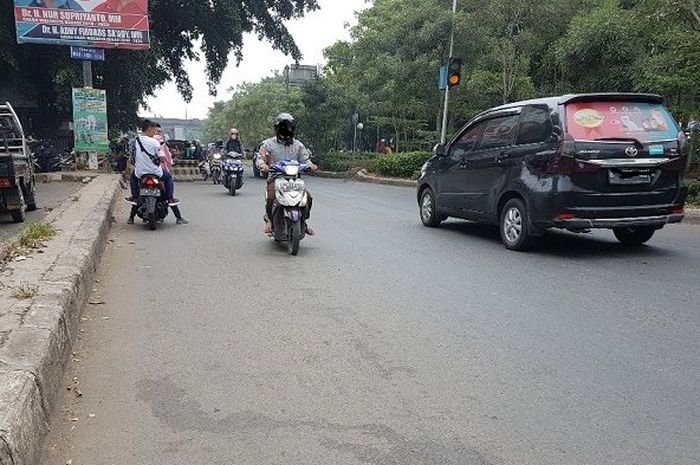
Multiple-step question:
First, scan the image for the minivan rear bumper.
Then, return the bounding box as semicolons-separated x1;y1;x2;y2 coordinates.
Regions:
551;213;684;230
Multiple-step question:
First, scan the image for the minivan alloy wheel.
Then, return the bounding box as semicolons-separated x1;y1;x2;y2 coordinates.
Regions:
421;194;433;222
420;189;443;227
499;198;536;251
504;207;523;243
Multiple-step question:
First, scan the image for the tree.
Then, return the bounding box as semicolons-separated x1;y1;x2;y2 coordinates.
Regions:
0;0;319;135
204;0;700;155
203;78;304;146
554;1;644;93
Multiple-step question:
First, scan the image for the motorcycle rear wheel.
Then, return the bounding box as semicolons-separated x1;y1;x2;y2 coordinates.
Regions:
148;211;157;230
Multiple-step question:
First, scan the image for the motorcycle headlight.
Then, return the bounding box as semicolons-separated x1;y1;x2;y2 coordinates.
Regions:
213;153;222;160
284;166;300;177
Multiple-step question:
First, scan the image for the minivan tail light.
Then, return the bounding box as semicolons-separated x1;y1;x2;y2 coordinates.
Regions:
670;207;684;215
547;135;601;175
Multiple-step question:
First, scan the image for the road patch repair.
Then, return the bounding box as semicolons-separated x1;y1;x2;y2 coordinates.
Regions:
0;175;120;465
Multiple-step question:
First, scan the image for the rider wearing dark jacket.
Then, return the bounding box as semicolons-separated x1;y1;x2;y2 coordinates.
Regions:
225;128;244;154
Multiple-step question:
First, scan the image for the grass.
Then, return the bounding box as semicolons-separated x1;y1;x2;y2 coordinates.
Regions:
11;282;38;299
17;223;57;248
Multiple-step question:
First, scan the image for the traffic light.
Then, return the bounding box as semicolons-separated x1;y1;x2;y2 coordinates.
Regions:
447;57;462;88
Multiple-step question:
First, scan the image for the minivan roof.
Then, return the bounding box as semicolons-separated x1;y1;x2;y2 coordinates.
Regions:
487;93;665;114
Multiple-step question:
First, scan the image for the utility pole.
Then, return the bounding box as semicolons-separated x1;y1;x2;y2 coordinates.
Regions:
440;0;458;144
82;60;93;88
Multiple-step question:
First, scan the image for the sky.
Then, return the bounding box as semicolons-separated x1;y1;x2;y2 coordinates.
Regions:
142;0;369;120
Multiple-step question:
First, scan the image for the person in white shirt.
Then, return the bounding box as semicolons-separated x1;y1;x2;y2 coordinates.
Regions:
126;119;182;224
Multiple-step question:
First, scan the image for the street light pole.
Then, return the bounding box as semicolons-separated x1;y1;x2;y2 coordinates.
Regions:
440;0;458;144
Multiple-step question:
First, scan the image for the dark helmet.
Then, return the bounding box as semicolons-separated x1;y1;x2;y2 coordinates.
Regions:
275;113;296;143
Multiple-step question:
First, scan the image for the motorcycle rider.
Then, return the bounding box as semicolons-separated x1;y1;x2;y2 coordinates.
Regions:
225;128;244;155
154;125;189;225
256;113;317;236
126;119;183;224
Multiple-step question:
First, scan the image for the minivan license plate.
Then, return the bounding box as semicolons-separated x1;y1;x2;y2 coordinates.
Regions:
608;170;651;185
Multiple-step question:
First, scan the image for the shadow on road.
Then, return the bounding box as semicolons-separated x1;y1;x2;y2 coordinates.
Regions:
439;220;678;260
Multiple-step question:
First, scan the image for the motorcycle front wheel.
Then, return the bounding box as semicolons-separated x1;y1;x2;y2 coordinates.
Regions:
288;221;301;256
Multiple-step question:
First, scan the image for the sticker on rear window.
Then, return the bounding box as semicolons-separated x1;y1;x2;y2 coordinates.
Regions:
573;109;605;128
649;144;664;156
566;101;678;143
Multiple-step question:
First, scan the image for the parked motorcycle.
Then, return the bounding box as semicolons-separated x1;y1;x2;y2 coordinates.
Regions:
33;140;62;173
222;151;245;196
134;175;169;230
210;152;223;184
268;160;310;256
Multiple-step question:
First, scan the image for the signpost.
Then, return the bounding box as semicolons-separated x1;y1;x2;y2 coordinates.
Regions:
72;88;109;154
440;0;458;144
13;1;152;170
70;46;105;62
13;1;151;50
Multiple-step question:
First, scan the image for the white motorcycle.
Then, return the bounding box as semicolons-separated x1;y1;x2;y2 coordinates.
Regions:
268;160;310;256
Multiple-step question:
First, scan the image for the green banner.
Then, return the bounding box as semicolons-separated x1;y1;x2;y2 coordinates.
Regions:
72;88;109;153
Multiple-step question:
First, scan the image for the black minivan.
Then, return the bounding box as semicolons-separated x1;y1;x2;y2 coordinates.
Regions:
417;93;689;250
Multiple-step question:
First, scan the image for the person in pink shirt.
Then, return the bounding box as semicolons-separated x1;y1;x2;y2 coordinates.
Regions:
154;132;173;173
155;125;188;224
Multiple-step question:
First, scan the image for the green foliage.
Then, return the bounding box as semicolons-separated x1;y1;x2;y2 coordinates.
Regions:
18;223;57;248
687;179;700;206
203;0;700;155
0;1;319;134
554;1;642;92
371;152;433;179
315;152;376;172
203;78;304;146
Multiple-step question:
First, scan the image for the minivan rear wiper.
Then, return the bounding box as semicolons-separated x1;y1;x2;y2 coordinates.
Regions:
593;137;644;147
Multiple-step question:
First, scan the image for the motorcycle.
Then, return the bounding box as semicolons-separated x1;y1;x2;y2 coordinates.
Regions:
268;160;310;256
198;159;210;181
33;140;62;173
134;175;169;230
210;152;223;184
222;151;245;196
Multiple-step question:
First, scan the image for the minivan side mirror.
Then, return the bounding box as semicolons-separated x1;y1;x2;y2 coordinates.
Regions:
434;143;446;157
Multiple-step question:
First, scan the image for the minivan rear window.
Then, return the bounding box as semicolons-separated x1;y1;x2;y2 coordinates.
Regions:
565;101;678;143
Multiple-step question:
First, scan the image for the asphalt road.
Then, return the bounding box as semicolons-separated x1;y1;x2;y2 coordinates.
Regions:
0;181;80;243
40;174;700;465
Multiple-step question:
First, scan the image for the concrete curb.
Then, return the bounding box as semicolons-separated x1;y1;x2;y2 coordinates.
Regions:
684;208;700;225
355;169;417;187
0;175;120;465
311;169;416;187
35;172;98;184
310;170;352;180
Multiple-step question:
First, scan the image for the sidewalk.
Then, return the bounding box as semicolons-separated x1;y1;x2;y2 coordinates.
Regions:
0;175;120;465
